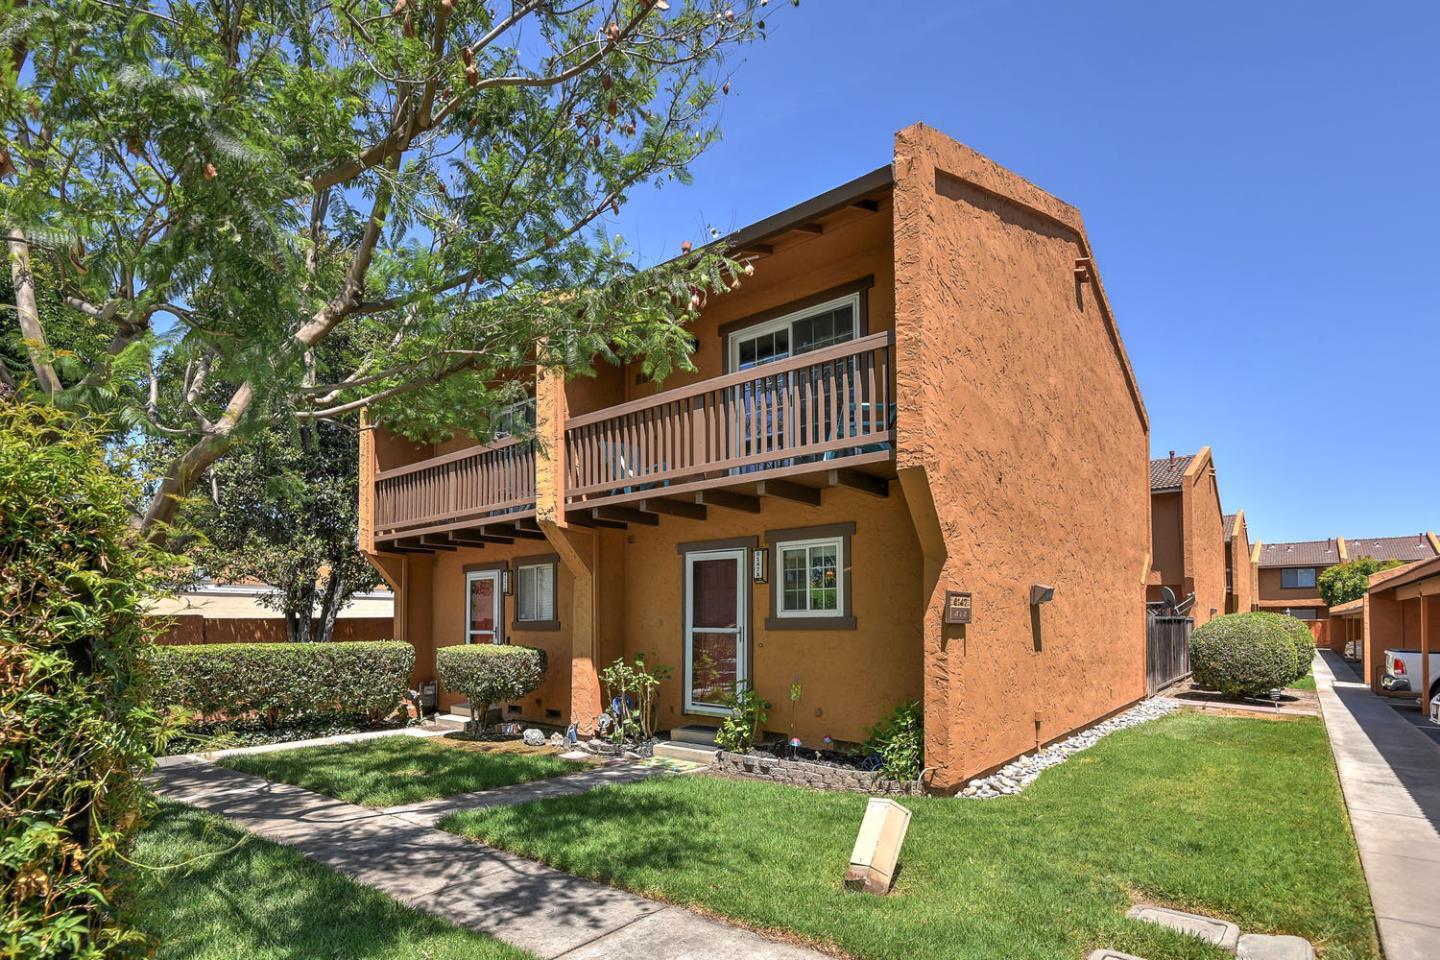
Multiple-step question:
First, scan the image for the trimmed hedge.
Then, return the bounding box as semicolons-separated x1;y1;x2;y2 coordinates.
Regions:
436;643;547;734
151;641;414;727
1255;612;1316;682
1191;613;1298;697
1;404;170;957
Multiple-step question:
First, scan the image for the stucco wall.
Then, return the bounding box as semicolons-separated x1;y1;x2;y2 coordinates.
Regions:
891;125;1151;789
1149;491;1184;595
615;485;924;745
1257;567;1329;614
1183;455;1228;625
1226;513;1256;614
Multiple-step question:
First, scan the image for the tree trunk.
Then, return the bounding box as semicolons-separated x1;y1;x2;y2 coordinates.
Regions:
285;610;307;644
6;228;61;396
141;383;254;542
315;570;343;644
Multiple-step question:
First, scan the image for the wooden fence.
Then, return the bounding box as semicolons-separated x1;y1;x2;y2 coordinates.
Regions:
1146;613;1193;695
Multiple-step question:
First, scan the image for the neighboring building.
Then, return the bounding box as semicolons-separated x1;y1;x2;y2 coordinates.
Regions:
358;125;1152;792
1328;557;1440;697
1255;533;1440;622
1147;447;1227;625
1223;510;1257;614
148;581;395;645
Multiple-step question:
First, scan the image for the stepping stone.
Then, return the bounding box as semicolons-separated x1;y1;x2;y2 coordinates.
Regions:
1088;951;1147;960
1127;905;1240;953
1237;933;1315;960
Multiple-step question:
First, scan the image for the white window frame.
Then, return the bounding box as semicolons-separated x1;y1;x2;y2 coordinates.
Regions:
775;536;845;619
515;560;556;623
726;292;860;372
464;569;504;644
682;547;748;716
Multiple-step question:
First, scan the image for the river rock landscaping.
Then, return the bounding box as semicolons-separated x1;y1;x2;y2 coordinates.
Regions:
960;697;1182;798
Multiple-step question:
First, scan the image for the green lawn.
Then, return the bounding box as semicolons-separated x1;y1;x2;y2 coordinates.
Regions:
1291;668;1317;692
442;712;1376;960
219;734;590;807
130;802;530;960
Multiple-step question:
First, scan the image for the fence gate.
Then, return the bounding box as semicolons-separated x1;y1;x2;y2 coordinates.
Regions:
1146;612;1193;694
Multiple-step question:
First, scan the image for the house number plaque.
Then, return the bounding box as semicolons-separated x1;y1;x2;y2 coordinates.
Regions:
943;591;972;625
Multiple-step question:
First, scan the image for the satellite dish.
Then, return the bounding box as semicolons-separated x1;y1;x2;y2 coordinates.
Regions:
1161;586;1177;609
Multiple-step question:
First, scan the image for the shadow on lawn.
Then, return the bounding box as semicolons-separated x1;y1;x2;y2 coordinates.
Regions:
134;804;475;960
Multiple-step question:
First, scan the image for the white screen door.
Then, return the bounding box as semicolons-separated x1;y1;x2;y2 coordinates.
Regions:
465;570;503;644
683;548;748;715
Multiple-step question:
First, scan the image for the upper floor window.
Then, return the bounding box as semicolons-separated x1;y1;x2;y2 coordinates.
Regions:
490;396;536;440
1281;568;1317;589
728;293;859;372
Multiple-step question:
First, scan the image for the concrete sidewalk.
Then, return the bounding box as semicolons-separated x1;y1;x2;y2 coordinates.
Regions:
154;758;823;959
1313;650;1440;960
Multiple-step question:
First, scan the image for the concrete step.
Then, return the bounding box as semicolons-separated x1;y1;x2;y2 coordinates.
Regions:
652;741;718;764
667;724;721;747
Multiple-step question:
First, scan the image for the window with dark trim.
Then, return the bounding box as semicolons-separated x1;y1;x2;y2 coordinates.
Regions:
764;522;856;630
1281;568;1317;589
512;554;559;631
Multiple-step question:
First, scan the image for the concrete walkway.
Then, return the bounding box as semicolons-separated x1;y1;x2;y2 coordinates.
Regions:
153;758;823;959
1313;650;1440;960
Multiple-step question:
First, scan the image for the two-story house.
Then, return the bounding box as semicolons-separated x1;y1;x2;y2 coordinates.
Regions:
357;124;1152;792
1256;533;1440;623
1147;448;1228;625
1223;511;1257;614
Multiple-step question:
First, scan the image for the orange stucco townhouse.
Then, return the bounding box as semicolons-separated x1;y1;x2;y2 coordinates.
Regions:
1223;510;1258;615
357;124;1152;792
1147;448;1228;625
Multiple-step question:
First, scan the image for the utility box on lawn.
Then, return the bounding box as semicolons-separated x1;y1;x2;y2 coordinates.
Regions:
845;797;912;894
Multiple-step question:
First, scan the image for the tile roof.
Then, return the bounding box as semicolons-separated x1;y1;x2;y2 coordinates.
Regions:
1149;453;1194;491
1223;513;1238;542
1342;535;1438;565
1258;540;1341;568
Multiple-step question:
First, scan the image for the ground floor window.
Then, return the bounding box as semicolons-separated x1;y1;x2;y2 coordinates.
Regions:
513;554;559;630
1283;607;1318;620
764;522;856;630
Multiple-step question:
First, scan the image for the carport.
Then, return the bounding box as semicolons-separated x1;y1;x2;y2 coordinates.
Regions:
1357;556;1440;704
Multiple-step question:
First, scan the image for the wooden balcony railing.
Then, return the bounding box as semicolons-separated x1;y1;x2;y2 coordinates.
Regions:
564;331;895;506
374;435;536;537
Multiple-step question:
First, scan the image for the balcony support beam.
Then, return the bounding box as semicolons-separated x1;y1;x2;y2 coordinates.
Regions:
756;479;822;506
449;530;514;545
827;468;889;498
488;523;547;540
568;512;626;530
418;535;459;551
638;498;707;521
695;489;761;513
595;506;660;526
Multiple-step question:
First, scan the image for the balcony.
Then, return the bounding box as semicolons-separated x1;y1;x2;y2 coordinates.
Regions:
373;436;538;548
371;332;895;548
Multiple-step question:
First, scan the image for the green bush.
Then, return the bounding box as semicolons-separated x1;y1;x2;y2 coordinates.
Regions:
152;641;415;727
1191;613;1298;698
715;681;769;754
865;701;925;781
1;404;173;957
1254;612;1316;682
1318;556;1405;607
436;643;547;734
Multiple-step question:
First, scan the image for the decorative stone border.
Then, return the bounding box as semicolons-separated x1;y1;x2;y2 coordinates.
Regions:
714;750;926;796
960;697;1182;799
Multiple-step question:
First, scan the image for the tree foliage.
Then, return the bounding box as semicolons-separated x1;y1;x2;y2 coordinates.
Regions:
2;0;774;540
1317;556;1404;608
0;403;175;958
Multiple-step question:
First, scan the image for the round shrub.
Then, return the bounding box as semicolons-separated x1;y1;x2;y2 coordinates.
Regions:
151;640;415;726
1254;612;1315;682
1192;613;1299;697
436;643;547;734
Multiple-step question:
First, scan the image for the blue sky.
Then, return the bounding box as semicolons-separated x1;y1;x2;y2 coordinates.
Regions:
606;0;1438;545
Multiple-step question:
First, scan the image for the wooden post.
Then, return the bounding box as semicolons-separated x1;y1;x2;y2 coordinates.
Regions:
1421;594;1431;713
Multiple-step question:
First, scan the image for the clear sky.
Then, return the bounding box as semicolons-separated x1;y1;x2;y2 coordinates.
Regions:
606;0;1438;545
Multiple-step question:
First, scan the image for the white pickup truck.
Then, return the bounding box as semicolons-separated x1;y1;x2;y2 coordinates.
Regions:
1381;650;1440;701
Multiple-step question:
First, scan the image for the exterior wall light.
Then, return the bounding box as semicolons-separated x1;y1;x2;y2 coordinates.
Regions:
1030;584;1055;606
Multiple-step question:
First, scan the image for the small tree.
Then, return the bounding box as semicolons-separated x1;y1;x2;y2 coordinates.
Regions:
1318;557;1405;608
436;644;547;735
0;403;176;957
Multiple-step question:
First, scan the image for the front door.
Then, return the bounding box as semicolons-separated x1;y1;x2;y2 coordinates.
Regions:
465;570;503;644
683;548;748;715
